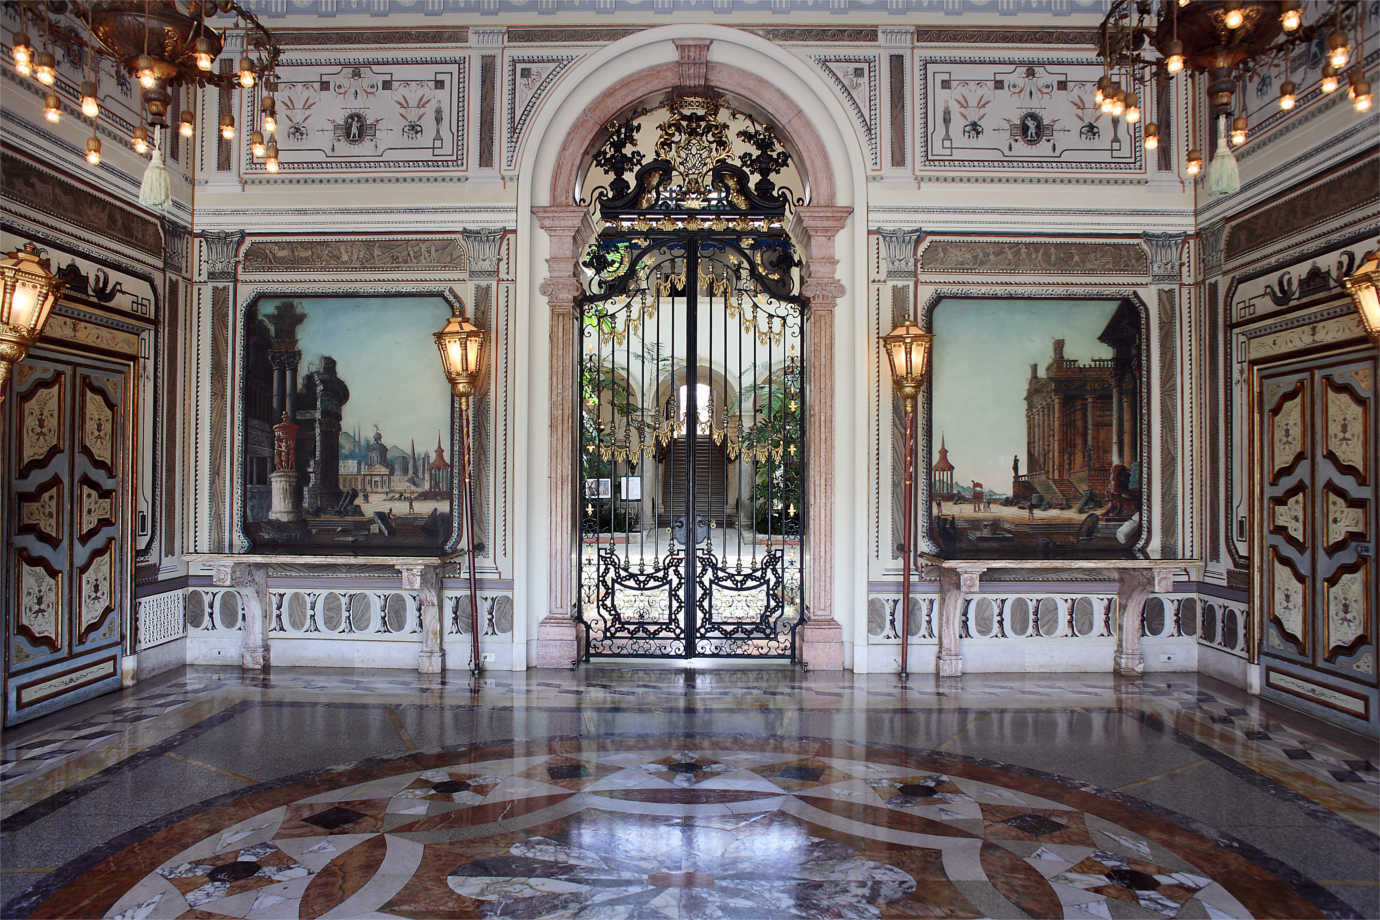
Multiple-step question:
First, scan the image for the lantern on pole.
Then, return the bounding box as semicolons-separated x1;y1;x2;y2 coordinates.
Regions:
882;321;934;682
435;306;487;674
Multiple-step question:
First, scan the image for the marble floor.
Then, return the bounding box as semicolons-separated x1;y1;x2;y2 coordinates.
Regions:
1;667;1376;919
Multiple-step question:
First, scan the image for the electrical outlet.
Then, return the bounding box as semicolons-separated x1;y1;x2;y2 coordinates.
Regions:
481;653;495;663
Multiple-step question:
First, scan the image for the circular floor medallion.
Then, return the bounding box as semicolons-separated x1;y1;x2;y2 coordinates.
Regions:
18;736;1344;919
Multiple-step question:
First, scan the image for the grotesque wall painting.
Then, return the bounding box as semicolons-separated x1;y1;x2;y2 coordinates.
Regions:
241;296;454;553
929;298;1145;560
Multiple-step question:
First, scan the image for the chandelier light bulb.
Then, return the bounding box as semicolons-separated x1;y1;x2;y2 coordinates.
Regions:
134;55;158;89
179;109;195;138
1186;148;1203;176
250;130;266;157
238;57;255;87
1229;115;1248;146
43;92;60;123
80;81;100;119
1178;0;1189;6
264;140;280;173
1279;80;1297;110
1143;122;1159;149
261;95;277;134
1223;2;1245;30
1163;39;1185;75
33;51;56;86
132;126;150;154
1125;93;1141;123
1280;4;1302;31
1328;33;1350;70
194;37;214;72
12;31;32;68
220;113;235;140
1110;91;1126;118
85;135;102;166
1322;64;1340;93
1354;78;1373;112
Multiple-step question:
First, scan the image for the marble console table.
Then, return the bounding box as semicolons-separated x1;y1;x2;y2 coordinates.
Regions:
186;554;460;673
923;559;1200;678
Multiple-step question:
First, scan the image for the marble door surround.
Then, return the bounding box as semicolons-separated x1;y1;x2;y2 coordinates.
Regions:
533;40;850;669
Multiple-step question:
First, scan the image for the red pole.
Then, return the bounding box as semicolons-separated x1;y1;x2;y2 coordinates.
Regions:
461;404;481;673
900;395;914;682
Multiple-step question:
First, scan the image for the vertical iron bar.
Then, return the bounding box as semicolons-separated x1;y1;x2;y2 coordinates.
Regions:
684;236;700;658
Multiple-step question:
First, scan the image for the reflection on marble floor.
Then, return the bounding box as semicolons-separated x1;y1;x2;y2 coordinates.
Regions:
24;738;1324;919
4;668;1375;830
2;667;1377;919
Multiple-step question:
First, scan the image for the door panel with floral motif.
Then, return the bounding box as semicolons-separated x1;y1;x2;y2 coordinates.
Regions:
4;354;125;726
1258;353;1377;736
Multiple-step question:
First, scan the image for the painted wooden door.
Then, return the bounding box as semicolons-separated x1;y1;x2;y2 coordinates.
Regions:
1259;352;1378;735
4;353;126;725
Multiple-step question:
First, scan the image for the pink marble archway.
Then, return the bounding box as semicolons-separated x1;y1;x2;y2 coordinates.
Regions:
534;42;850;669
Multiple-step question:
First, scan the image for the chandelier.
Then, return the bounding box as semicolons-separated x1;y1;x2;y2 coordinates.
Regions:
8;2;281;200
1096;1;1372;195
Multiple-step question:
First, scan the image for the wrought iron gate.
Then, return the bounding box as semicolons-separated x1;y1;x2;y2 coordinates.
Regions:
576;97;806;659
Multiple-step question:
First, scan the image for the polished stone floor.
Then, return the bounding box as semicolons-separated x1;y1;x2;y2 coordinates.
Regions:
0;666;1376;919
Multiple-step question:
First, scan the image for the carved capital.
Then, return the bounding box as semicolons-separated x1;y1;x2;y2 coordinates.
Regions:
161;218;190;276
462;228;508;280
1200;221;1227;277
1142;232;1186;285
878;228;922;281
541;276;584;308
802;277;846;305
202;230;245;281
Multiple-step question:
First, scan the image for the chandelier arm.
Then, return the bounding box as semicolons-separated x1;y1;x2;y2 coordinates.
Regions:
16;1;280;90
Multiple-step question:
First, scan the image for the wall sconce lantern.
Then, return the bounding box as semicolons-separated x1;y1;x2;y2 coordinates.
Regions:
0;243;65;405
1343;246;1380;340
435;305;486;674
882;320;934;682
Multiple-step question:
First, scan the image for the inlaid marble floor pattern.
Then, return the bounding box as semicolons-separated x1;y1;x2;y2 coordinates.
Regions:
1;667;1377;919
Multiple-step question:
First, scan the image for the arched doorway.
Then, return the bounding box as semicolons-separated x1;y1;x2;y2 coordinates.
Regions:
576;97;806;659
524;28;863;671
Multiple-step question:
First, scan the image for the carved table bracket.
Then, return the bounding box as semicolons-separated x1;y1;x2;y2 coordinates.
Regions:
1115;567;1176;676
211;561;270;670
396;564;445;674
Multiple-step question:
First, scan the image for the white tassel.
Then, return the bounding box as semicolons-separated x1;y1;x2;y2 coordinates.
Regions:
139;124;172;212
1207;114;1240;197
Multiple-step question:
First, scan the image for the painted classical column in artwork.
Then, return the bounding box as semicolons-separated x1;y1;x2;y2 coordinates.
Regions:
398;563;444;673
212;562;269;669
796;205;852;670
534;206;588;668
269;412;302;522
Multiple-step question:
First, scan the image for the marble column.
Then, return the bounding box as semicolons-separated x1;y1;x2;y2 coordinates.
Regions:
212;562;269;669
533;206;588;668
796;205;852;670
398;563;444;673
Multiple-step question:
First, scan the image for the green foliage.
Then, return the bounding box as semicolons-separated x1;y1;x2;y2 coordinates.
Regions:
732;361;804;527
